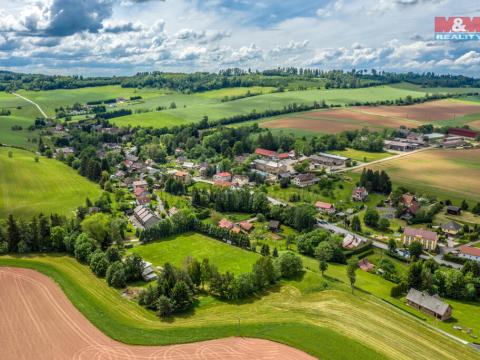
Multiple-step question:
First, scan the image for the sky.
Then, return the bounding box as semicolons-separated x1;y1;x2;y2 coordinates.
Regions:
0;0;479;76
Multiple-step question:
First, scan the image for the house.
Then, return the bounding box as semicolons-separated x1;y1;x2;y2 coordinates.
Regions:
182;162;196;170
133;205;160;230
358;258;374;272
213;180;233;188
252;159;287;175
458;245;480;262
442;137;465;148
448;128;479;139
315;201;335;214
218;218;234;230
402;227;438;251
309;153;349;168
133;180;148;189
232;175;249;187
383;139;419;152
174;171;192;184
342;233;365;249
239;221;254;233
402;193;420;215
213;172;232;182
292;173;319;187
442;221;462;236
268;220;280;232
255;148;277;158
141;261;157;282
406;288;452;321
352;187;368;202
446;206;461;216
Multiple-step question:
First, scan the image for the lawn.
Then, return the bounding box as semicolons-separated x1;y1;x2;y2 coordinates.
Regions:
128;232;260;275
1;254;478;360
353;148;480;206
328;148;394;163
0;147;101;217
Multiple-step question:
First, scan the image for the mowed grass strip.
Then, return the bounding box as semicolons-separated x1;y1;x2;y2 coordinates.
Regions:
353;148;480;204
0;147;101;217
129;232;260;275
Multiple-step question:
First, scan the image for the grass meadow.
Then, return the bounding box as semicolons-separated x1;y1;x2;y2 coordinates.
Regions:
0;147;101;217
1;253;479;360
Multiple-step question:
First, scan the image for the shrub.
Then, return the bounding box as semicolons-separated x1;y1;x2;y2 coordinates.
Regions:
156;295;175;317
74;234;97;263
106;261;127;288
278;252;303;278
89;250;109;277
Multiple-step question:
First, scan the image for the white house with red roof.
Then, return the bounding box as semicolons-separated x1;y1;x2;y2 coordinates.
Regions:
213;172;232;182
459;245;480;262
315;201;335;214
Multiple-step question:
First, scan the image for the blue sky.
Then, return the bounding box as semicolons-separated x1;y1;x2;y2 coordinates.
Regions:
0;0;479;76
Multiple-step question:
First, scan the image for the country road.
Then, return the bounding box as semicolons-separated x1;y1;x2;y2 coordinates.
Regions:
12;92;48;118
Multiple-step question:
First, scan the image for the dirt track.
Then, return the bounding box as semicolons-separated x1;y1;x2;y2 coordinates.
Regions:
0;267;314;360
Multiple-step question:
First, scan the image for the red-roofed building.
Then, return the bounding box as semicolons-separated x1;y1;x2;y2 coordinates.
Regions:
213;172;232;182
255;148;277;158
358;258;374;272
402;193;420;215
124;159;133;168
315;201;335;214
448;128;479;139
213;180;233;188
174;171;192;184
402;227;438;251
459;245;480;262
239;221;254;232
134;187;148;197
218;218;234;230
231;226;241;234
278;153;289;160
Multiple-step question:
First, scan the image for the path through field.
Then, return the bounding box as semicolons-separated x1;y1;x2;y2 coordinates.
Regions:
0;267;314;360
12;92;48;118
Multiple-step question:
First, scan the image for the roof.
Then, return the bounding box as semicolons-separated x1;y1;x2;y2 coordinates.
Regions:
255;148;277;157
216;172;231;177
447;205;461;212
442;221;462;232
253;159;283;168
218;218;234;229
448;128;479;138
174;170;189;177
403;227;438;242
315;201;334;210
268;220;280;228
459;245;480;257
423;133;445;140
239;221;253;231
134;187;148;197
295;173;318;182
213;180;232;187
314;152;349;161
406;288;450;316
278;153;289;159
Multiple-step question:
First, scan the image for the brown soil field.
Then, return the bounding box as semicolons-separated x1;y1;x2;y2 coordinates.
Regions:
0;267;314;360
469;120;480;129
355;149;480;202
356;100;480;121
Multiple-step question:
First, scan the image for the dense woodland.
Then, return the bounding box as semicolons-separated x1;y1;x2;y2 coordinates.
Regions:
2;68;480;92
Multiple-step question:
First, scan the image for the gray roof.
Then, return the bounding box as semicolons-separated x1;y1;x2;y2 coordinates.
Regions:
311;153;349;162
406;288;450;316
442;221;462;232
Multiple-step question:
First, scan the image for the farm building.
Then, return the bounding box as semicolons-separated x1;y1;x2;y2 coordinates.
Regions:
351;187;368;201
255;148;278;158
448;128;479;139
441;221;462;236
268;220;280;232
218;218;234;230
292;173;319;187
446;206;461;215
239;221;254;233
422;133;445;143
406;288;452;321
309;153;349;168
458;245;480;262
384;139;418;152
134;205;160;230
252;159;287;175
402;227;438;251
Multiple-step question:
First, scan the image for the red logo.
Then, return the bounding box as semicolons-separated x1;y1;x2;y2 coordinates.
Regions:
435;17;480;33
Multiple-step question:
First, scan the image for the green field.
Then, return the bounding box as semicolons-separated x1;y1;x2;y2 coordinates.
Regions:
328;148;394;163
129;232;260;275
0;147;101;217
1;254;478;360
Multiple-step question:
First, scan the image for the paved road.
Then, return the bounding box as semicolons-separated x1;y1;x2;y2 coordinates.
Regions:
334;146;434;173
12;92;48;118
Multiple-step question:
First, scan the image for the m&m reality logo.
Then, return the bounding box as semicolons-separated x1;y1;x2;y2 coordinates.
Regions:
435;17;480;40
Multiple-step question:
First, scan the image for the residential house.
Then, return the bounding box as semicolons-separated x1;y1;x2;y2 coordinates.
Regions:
255;148;277;159
402;227;438;251
458;245;480;262
239;221;254;233
134;187;150;205
402;193;420;216
315;201;335;214
213;172;232;182
446;206;461;216
174;171;192;184
133;205;160;230
352;187;368;202
406;288;452;321
268;220;280;232
442;221;462;236
342;233;365;249
133;180;148;189
182;162;197;170
309;153;349;168
292;173;319;187
218;218;234;230
232;175;249;187
358;258;374;272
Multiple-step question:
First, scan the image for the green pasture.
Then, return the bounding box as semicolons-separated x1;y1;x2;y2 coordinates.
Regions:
0;147;101;217
328;148;394;163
